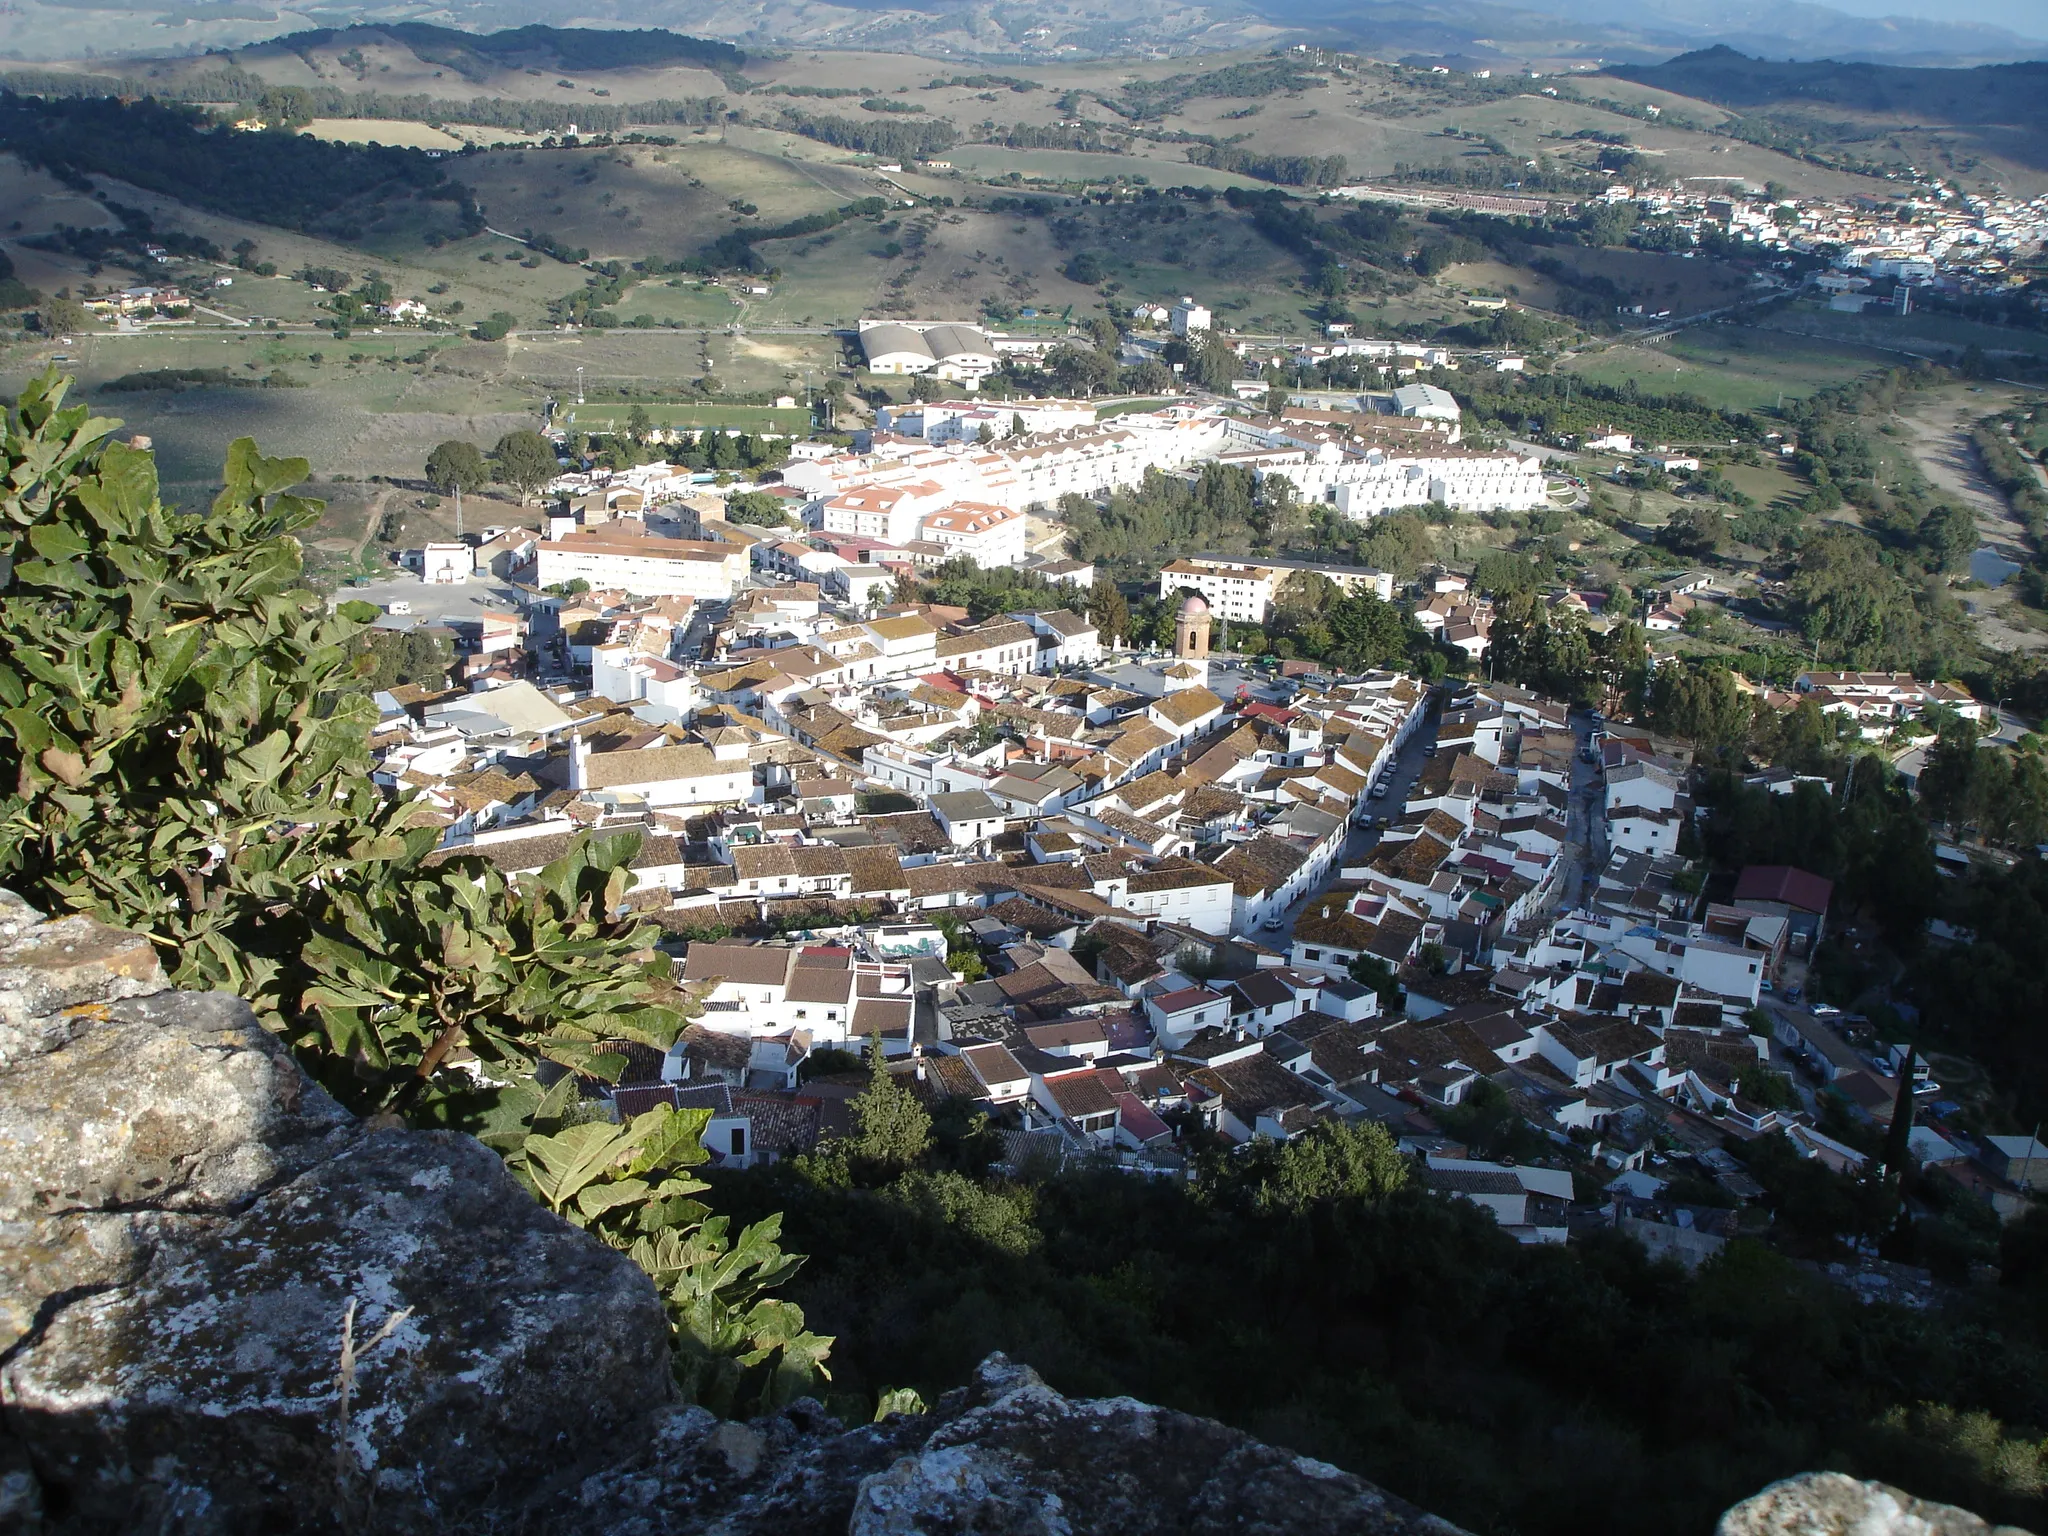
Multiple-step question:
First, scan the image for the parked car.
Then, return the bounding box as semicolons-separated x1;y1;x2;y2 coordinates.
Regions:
1785;985;1802;1003
1812;1003;1841;1018
1370;783;1389;799
1261;916;1285;932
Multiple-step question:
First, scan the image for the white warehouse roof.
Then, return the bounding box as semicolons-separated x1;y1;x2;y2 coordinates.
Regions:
1393;383;1461;421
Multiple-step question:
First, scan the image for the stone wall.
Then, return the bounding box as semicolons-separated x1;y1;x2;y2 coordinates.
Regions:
0;893;2028;1536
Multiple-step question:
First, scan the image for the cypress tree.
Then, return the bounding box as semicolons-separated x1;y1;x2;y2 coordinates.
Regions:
1882;1046;1917;1191
846;1030;932;1173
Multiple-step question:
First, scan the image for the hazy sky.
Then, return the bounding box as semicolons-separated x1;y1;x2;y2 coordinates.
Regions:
1811;0;2047;38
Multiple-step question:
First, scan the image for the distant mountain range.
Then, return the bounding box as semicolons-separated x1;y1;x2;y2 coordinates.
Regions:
0;0;2037;68
1259;0;2046;65
1611;44;2048;129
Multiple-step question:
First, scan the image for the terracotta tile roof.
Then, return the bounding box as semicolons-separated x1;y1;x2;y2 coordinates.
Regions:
1209;836;1306;899
582;744;738;790
1150;687;1226;730
1042;1070;1118;1121
680;941;796;988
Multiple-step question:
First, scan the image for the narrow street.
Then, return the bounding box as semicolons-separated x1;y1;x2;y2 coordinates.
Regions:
1259;698;1443;949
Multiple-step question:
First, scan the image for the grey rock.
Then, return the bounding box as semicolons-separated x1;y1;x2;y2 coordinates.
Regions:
548;1356;1470;1536
1719;1473;2036;1536
0;889;45;942
8;1132;672;1533
847;1355;1469;1536
0;911;165;1066
0;900;673;1535
0;988;360;1359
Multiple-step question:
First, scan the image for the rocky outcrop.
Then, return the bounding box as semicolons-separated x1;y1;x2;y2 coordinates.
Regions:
1720;1473;2035;1536
557;1354;1472;1536
0;894;672;1534
0;895;2031;1536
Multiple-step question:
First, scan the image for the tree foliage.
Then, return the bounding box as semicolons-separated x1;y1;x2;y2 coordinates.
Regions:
0;90;481;243
843;1032;935;1174
507;1099;831;1417
424;437;486;496
492;428;559;503
723;489;792;528
0;371;825;1411
714;1114;2048;1536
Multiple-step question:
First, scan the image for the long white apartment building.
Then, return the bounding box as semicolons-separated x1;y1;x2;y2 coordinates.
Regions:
533;529;750;600
1157;556;1396;623
786;416;1229;525
1262;447;1546;518
1159;558;1277;625
876;398;1099;442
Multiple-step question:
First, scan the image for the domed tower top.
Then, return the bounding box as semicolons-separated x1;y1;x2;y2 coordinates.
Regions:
1173;590;1211;662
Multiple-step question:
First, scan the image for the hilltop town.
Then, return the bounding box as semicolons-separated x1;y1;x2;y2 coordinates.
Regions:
5;12;2048;1531
354;354;2042;1267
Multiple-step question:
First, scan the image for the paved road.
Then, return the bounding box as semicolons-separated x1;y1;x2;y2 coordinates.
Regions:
1568;708;1608;909
1258;699;1442;950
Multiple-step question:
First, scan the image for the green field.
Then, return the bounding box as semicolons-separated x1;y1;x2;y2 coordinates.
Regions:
1563;325;1895;413
558;403;812;433
614;281;752;328
1754;301;2048;364
734;226;891;328
0;319;846;490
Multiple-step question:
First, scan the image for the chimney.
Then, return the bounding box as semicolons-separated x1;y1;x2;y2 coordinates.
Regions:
569;730;591;792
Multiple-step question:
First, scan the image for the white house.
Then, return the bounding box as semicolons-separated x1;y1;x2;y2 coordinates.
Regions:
571;736;754;808
1425;1155;1573;1243
420;542;470;584
1121;864;1235;935
1144;984;1231;1048
535;531;747;601
919;501;1028;568
930;789;1007;848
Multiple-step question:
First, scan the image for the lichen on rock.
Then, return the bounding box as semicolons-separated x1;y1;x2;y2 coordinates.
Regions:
1718;1472;2036;1536
0;898;671;1534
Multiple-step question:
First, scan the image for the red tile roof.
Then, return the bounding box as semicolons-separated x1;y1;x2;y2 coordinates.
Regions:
1151;986;1226;1015
1733;865;1834;915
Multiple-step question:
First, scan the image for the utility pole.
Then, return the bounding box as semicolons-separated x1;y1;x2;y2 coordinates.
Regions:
455;483;462;542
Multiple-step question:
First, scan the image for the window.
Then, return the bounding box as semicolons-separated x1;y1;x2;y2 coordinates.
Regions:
1304;948;1323;962
730;1127;746;1157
